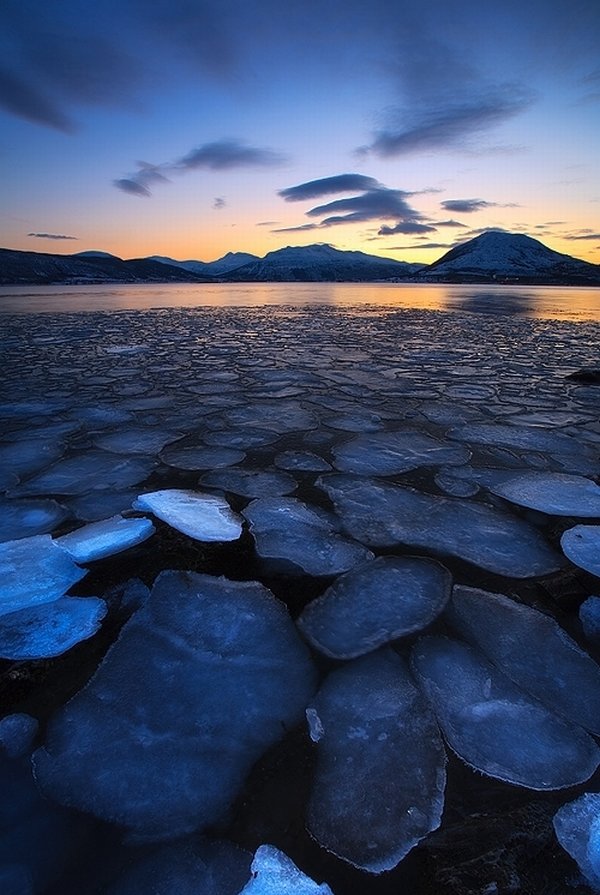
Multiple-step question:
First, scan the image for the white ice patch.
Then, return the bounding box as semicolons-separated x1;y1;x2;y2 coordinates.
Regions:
0;534;87;617
554;793;600;893
133;489;243;542
238;845;333;894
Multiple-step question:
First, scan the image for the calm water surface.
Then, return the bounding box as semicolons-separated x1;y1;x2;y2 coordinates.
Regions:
0;281;599;320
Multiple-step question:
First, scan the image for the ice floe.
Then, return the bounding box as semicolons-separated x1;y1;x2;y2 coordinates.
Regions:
0;596;107;660
203;428;280;449
14;452;157;496
484;471;600;516
332;430;470;475
561;525;600;577
306;650;446;872
0;498;69;543
0;714;38;759
580;596;600;646
160;445;245;470
554;793;600;893
200;468;297;498
221;401;318;433
133;489;242;542
238;845;333;894
274;451;332;472
94;427;183;455
34;571;316;840
0;535;87;617
298;556;452;659
448;585;600;734
0;437;65;479
411;636;600;789
56;515;155;562
243;497;373;576
67;490;139;522
317;475;561;577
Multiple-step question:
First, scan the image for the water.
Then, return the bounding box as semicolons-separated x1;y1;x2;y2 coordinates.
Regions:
0;281;600;320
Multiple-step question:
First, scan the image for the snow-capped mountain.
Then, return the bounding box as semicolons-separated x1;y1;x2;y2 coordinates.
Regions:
150;251;259;276
423;230;600;283
223;244;423;281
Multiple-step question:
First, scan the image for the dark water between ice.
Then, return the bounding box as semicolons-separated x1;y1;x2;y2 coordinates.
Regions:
1;281;600;321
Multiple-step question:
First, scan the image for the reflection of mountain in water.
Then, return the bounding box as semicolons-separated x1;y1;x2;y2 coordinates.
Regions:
446;291;535;316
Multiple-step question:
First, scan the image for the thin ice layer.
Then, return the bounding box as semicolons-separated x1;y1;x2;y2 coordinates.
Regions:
0;597;107;660
0;498;69;543
243;497;373;576
14;452;157;496
317;474;561;578
34;571;316;841
298;556;452;659
485;471;600;516
306;650;446;872
448;585;600;734
0;534;87;617
200;468;297;498
133;490;242;542
411;636;600;790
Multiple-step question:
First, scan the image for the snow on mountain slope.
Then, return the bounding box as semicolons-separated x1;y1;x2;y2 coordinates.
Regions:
224;244;423;281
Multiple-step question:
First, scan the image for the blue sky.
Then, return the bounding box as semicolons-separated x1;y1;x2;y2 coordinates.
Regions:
1;0;599;263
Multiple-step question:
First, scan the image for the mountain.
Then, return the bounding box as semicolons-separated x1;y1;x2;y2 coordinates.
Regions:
422;230;600;284
74;250;121;260
0;248;214;285
222;244;424;281
150;251;259;276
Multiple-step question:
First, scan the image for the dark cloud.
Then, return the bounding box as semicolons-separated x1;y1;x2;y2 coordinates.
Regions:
0;66;73;131
256;220;279;226
306;188;421;225
278;174;381;202
213;197;226;209
27;232;78;239
114;178;151;197
365;88;532;157
441;199;496;213
115;140;284;197
388;242;456;250
271;223;320;233
378;222;438;235
564;232;600;240
435;219;467;227
176;140;286;171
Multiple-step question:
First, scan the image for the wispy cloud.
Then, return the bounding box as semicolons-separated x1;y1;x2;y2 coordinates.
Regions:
378;222;438;235
434;219;467;228
0;66;74;132
213;197;226;209
440;198;519;213
271;223;320;233
564;232;600;240
114;139;285;197
27;232;78;240
387;242;456;250
279;174;381;202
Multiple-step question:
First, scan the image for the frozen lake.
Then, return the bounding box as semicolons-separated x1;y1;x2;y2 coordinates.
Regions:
1;280;600;320
1;300;600;894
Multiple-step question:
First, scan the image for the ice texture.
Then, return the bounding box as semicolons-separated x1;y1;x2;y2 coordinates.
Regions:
0;535;87;617
448;585;600;734
411;636;600;789
317;475;561;578
306;650;446;872
485;471;600;516
94;428;183;455
561;525;600;577
238;845;333;894
133;489;242;542
106;839;252;895
554;793;600;893
200;468;297;498
0;438;65;479
56;515;155;562
298;556;452;659
0;714;38;759
222;401;318;433
160;445;245;470
33;571;316;840
0;499;69;543
580;596;600;646
243;497;373;576
0;597;107;660
14;451;157;496
332;429;470;475
274;451;331;472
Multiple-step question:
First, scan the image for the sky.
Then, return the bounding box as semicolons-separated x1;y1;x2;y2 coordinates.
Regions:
1;0;599;265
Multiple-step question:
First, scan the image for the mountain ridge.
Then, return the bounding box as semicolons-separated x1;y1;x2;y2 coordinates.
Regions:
1;233;599;285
